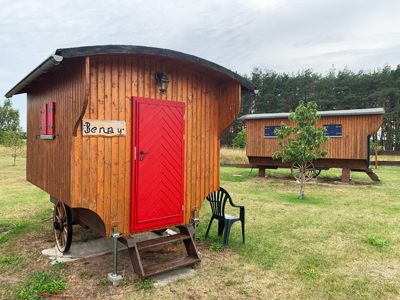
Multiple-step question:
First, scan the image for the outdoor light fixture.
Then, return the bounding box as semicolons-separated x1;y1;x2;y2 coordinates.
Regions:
155;72;170;93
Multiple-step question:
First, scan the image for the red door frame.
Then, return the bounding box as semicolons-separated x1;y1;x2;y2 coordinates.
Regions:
131;97;185;233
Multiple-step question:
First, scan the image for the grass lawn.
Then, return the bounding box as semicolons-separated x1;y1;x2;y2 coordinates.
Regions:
198;166;400;299
1;146;400;299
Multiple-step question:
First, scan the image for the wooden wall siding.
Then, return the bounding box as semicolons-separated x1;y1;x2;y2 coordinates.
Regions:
72;55;241;236
26;58;86;204
219;83;241;137
247;114;382;160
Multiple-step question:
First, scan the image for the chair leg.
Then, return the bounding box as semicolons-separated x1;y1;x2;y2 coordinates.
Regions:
218;220;225;236
223;220;235;246
205;216;215;239
241;220;245;244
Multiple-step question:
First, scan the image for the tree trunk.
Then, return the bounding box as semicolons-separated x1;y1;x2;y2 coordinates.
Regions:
13;146;17;165
299;162;305;199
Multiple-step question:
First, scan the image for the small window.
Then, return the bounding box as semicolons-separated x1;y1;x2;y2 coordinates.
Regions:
323;124;342;137
264;126;281;138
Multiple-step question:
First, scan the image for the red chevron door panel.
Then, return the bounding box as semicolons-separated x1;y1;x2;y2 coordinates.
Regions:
132;97;185;232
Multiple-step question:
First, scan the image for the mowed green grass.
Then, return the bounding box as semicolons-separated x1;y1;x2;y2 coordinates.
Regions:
1;145;400;299
0;149;52;226
197;165;400;299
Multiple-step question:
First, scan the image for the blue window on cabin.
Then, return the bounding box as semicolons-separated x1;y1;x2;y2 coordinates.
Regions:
264;126;281;138
323;124;342;137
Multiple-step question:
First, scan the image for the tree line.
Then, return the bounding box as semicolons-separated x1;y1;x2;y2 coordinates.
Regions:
222;64;400;150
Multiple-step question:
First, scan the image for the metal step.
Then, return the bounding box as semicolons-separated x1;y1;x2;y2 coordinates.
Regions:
143;256;200;277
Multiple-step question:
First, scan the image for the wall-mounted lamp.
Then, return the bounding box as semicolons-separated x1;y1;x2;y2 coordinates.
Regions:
155;72;170;93
254;89;260;96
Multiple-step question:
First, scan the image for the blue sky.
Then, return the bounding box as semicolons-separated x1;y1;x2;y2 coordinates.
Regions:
1;0;399;130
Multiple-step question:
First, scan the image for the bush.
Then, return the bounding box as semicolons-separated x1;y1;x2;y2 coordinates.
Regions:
232;129;246;149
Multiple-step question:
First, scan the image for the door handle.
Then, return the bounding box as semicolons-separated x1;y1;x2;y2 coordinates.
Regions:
140;150;150;154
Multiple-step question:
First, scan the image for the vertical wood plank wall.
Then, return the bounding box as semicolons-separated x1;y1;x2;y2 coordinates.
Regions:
26;58;86;204
246;114;383;159
72;55;241;236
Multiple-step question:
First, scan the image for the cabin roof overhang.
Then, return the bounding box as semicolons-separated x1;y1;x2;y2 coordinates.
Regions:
5;45;256;98
239;108;385;120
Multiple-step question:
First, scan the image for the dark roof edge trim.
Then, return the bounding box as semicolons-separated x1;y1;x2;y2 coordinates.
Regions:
5;45;256;97
5;54;63;98
238;108;385;120
55;45;256;91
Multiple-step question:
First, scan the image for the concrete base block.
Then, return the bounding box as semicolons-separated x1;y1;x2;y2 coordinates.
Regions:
107;273;123;286
151;266;197;287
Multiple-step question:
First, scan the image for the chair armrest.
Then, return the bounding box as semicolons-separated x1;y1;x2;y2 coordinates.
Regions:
230;203;244;208
228;196;244;209
239;206;245;220
230;200;245;218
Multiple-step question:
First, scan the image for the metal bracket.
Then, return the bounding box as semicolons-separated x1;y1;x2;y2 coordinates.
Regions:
189;218;199;224
39;134;59;140
109;232;122;239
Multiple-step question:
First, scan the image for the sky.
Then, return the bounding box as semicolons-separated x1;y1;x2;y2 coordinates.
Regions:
1;0;399;131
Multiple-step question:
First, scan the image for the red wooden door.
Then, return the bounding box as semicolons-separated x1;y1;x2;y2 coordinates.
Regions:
132;97;185;232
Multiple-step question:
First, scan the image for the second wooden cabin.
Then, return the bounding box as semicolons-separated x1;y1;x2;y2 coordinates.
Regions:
239;108;384;182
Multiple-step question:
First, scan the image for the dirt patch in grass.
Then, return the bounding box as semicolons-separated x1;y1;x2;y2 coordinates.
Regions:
1;224;293;299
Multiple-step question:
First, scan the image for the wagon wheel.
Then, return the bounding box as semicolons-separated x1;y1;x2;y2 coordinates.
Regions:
53;201;72;253
314;169;322;178
291;161;315;182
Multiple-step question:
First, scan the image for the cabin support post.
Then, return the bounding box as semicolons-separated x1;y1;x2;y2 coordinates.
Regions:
342;169;350;183
258;167;266;177
107;226;123;286
111;226;120;277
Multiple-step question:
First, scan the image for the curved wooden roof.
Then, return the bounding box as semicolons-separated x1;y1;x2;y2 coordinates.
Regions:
239;108;385;120
5;45;256;98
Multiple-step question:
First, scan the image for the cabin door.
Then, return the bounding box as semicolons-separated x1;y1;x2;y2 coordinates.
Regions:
132;97;185;232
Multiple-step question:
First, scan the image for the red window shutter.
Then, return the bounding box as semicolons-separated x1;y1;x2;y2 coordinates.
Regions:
41;104;47;135
47;102;55;134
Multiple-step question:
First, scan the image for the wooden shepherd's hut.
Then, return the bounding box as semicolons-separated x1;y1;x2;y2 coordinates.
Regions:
5;45;256;278
239;108;384;182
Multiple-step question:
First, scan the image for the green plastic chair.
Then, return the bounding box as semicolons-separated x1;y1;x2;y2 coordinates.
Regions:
205;187;245;246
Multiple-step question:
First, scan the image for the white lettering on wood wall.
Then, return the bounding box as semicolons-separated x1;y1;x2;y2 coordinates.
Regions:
82;119;126;137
